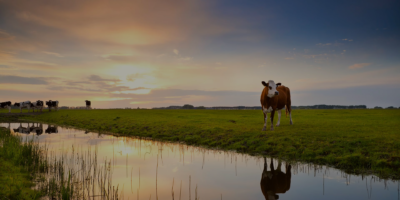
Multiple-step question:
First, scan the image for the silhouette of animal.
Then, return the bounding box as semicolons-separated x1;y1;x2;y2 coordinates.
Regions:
260;158;291;200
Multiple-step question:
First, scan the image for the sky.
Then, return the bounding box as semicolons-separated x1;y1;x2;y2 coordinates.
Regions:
0;0;399;108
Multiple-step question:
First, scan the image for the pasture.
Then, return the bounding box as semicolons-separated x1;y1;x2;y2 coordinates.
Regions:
2;108;400;178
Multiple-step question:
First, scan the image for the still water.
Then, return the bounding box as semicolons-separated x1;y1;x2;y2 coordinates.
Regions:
1;122;399;200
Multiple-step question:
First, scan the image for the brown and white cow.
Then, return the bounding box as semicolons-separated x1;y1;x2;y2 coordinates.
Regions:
260;80;293;131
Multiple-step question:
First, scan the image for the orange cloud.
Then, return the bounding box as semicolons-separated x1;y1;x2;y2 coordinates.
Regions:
0;30;15;40
349;63;371;69
5;0;234;46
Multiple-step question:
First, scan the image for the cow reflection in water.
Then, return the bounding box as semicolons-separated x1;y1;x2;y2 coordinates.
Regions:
30;123;43;135
13;123;43;135
260;157;291;200
45;125;58;134
13;123;31;134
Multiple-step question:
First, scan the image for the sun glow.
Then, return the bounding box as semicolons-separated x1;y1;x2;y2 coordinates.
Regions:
104;65;157;89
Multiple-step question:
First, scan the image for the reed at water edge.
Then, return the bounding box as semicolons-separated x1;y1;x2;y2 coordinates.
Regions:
0;127;122;199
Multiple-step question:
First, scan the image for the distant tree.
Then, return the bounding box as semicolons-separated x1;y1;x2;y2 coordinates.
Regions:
182;104;194;109
386;106;395;109
137;107;140;109
197;106;206;109
374;106;383;109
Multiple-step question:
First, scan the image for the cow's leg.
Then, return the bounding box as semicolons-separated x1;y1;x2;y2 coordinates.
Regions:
262;111;267;131
8;106;11;113
270;110;275;130
289;111;293;125
270;158;275;172
277;160;282;172
276;109;282;127
20;107;22;113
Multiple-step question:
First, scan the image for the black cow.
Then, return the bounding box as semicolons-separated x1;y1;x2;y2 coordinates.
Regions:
31;100;44;112
46;100;59;111
85;100;91;110
0;101;12;113
14;101;32;113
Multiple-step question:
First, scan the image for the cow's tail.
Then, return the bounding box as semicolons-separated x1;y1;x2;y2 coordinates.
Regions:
285;105;288;118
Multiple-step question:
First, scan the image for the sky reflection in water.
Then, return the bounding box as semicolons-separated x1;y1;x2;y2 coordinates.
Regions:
1;123;399;200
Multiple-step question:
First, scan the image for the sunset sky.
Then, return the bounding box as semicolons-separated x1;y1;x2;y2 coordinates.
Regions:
1;0;399;108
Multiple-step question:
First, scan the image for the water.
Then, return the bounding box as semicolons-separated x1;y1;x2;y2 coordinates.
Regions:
1;122;399;200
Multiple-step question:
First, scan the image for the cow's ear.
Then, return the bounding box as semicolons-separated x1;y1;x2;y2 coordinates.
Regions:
276;83;282;87
262;81;268;87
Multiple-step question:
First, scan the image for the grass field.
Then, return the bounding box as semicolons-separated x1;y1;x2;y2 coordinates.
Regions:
0;127;44;199
1;108;400;179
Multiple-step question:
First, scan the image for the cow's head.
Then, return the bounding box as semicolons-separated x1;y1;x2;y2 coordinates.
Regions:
46;101;51;106
262;80;281;98
14;102;20;107
37;100;43;106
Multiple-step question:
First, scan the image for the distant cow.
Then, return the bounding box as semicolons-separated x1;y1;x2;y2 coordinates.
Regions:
31;100;44;112
85;100;91;110
46;100;59;111
14;101;32;113
0;101;12;113
260;80;293;131
260;158;291;200
45;125;58;134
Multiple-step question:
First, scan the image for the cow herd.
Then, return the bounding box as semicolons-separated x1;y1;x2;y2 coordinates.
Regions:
2;80;291;132
0;100;92;113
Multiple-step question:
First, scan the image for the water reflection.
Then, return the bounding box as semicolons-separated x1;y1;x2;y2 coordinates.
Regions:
45;125;58;134
261;158;291;200
0;122;398;200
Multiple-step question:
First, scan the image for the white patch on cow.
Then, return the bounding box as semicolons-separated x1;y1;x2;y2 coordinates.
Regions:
264;114;268;128
16;101;31;113
276;109;282;126
290;112;293;125
267;80;278;98
31;101;43;112
263;106;273;113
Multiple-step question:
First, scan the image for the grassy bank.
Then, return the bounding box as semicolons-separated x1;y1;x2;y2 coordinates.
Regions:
0;126;122;199
0;127;44;199
3;109;400;179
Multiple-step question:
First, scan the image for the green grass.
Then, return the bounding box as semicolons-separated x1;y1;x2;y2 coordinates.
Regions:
0;127;44;199
2;108;400;179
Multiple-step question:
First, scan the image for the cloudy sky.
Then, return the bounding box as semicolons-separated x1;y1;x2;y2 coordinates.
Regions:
0;0;399;108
